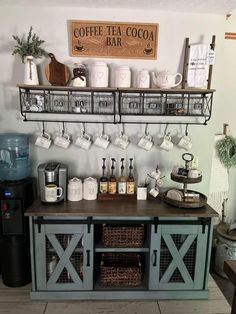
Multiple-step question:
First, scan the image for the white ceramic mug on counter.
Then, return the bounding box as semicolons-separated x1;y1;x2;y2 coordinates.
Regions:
45;184;63;202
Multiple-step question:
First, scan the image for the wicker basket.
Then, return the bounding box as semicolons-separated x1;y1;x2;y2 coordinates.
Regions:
102;224;144;247
100;253;142;287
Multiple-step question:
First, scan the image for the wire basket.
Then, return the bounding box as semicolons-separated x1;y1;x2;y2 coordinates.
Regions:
100;253;142;287
102;224;145;247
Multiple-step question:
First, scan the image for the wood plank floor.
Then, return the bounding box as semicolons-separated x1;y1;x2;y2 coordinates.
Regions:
0;276;231;314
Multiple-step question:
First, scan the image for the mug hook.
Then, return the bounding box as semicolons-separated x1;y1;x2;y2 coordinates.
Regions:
121;123;124;135
164;123;169;135
145;123;149;136
62;121;65;135
42;121;45;134
82;122;85;135
185;123;189;136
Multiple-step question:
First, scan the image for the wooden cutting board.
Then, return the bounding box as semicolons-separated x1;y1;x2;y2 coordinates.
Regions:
45;53;70;86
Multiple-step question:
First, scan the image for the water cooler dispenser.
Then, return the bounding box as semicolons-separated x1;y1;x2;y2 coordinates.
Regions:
0;134;35;287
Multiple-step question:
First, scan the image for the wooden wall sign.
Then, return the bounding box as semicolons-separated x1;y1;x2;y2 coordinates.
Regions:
70;20;158;59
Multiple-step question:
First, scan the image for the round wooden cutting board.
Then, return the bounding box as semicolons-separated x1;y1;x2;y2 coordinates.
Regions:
45;53;70;86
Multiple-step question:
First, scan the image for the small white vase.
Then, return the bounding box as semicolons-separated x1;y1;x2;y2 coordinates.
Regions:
24;56;39;85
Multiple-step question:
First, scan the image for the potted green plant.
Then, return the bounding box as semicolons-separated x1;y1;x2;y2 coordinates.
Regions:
12;26;48;85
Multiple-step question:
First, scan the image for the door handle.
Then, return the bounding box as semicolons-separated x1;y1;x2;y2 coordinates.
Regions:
86;250;90;267
153;249;157;267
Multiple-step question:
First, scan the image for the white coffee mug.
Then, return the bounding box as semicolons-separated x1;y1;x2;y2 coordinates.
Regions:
138;134;153;151
75;133;92;150
114;132;130;150
177;135;193;151
94;134;110;149
54;133;71;149
149;187;159;198
188;169;201;179
35;132;52;149
160;134;173;151
45;184;63;202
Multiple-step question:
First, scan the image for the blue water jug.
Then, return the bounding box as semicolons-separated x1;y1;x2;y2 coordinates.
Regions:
0;133;31;181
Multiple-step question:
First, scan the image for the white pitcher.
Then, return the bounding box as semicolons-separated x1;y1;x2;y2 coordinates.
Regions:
24;56;39;85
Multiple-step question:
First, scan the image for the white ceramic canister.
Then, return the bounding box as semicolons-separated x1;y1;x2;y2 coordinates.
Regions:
83;177;98;200
67;177;83;201
90;62;109;87
115;66;131;88
137;69;150;88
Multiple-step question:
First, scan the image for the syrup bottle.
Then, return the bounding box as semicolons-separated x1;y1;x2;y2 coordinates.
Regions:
118;158;126;194
108;158;117;194
99;158;108;194
127;158;135;195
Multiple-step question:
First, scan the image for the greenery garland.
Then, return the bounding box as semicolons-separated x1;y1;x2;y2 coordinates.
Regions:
216;135;236;169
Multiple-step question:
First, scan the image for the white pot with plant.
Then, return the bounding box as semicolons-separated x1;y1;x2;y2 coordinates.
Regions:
12;26;48;85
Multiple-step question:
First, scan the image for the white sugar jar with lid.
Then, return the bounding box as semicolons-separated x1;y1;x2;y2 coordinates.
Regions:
115;66;131;88
67;177;82;202
137;69;150;88
83;177;98;200
90;61;109;87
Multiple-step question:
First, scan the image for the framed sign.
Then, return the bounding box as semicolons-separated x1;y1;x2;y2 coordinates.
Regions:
70;20;158;59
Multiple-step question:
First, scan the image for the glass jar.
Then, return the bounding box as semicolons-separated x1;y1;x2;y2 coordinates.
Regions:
90;62;109;87
72;62;87;87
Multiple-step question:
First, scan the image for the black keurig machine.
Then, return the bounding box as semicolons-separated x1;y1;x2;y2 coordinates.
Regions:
0;178;35;287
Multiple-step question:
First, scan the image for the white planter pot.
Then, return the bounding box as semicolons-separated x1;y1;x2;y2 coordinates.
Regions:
24;56;39;85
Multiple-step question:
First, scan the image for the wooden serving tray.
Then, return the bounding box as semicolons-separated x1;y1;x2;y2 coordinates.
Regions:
171;173;202;184
162;190;207;208
98;193;136;201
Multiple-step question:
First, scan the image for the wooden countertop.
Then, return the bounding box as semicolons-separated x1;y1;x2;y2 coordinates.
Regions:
25;198;218;217
224;260;236;286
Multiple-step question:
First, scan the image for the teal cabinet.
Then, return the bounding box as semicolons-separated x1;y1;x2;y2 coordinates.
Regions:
33;220;93;291
149;219;209;291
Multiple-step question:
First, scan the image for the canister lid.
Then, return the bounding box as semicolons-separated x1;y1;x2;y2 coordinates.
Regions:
69;177;82;186
116;65;130;71
91;61;107;67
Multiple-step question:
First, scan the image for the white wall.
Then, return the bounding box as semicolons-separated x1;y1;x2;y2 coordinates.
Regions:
0;5;235;220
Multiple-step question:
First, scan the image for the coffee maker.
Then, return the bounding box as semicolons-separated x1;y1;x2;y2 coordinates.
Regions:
38;162;68;203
